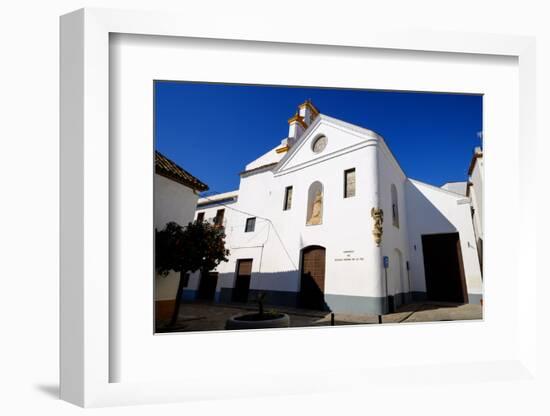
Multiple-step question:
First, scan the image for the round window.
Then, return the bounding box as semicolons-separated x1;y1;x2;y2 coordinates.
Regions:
312;136;327;153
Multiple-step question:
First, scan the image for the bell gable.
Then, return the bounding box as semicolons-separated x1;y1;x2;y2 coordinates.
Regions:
274;114;381;175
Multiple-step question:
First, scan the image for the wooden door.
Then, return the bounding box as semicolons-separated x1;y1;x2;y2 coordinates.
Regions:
421;233;467;303
300;246;326;310
233;259;252;303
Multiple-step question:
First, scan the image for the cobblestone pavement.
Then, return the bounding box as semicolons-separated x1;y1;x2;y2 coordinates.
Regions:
156;300;482;333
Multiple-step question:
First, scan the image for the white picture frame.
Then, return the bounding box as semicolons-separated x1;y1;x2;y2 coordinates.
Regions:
60;8;538;408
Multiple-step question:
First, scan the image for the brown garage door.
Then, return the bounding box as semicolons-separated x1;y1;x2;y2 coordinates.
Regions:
233;259;252;303
421;233;468;303
300;246;326;310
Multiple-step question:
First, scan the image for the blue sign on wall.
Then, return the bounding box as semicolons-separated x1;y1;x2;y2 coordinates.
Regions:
383;256;389;268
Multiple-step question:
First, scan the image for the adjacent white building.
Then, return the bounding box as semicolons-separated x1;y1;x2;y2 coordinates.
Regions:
154;151;208;319
186;100;483;314
467;146;484;273
441;181;467;196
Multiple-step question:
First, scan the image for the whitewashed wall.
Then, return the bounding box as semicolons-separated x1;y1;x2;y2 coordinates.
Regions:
154;174;199;230
190;198;242;294
405;179;483;300
377;143;411;306
154;174;200;301
442;181;467;195
245;145;284;170
203;117;389;312
189;115;483;311
470;157;484;244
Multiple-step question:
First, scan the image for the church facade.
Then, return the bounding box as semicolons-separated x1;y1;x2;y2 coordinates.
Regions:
188;100;483;315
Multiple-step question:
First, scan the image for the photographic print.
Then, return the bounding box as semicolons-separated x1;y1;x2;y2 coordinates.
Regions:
153;82;483;333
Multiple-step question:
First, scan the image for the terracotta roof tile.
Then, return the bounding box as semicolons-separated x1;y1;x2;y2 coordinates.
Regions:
155;151;208;191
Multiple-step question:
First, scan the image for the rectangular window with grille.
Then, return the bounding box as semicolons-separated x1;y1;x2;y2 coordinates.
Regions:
245;217;256;232
283;186;293;210
344;168;356;198
214;209;225;226
196;212;205;222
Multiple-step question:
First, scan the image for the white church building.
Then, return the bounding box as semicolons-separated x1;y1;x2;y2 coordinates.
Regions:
187;100;483;315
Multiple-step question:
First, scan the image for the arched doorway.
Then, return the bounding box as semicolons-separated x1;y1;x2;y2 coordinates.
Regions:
299;246;326;310
391;248;405;307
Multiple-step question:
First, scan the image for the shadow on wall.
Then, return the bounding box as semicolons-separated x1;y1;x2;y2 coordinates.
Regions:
216;270;330;310
406;181;469;302
298;271;330;311
406;182;458;234
218;269;299;292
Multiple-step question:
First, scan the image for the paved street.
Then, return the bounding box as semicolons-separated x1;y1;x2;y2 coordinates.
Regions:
156;300;482;333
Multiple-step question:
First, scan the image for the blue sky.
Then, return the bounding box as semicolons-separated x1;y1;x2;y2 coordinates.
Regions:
155;81;482;195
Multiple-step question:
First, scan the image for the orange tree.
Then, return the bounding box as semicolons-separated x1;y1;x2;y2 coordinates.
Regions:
156;220;229;326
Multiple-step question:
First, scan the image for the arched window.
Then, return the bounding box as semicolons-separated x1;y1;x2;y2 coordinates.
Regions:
306;181;323;225
391;184;399;228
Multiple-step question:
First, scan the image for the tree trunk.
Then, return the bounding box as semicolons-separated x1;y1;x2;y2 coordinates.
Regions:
169;270;186;327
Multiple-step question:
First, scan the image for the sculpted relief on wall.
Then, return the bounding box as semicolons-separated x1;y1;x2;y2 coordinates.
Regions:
307;190;323;225
306;182;323;225
371;207;384;246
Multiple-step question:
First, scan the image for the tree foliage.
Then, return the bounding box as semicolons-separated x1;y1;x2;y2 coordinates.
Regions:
156;220;230;327
155;220;230;277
